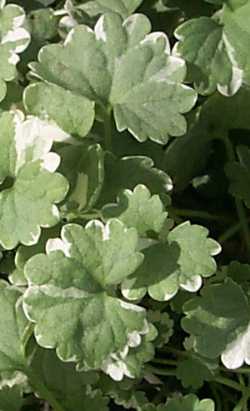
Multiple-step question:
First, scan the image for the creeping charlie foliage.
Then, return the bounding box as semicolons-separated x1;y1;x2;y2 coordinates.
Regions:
0;0;250;410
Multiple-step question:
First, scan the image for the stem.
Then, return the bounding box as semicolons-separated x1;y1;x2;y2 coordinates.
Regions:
169;207;232;223
219;221;243;243
25;368;65;411
151;358;178;366
233;392;249;411
222;135;250;255
146;366;177;377
215;376;245;393
103;107;112;151
210;384;222;411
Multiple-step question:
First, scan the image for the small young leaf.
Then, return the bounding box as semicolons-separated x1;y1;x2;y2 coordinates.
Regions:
122;221;220;301
102;184;167;236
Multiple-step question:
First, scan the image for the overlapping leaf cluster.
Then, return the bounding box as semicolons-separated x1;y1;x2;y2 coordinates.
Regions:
0;0;250;410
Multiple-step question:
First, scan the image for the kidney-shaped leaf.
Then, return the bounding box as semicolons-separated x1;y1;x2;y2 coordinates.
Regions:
27;12;196;144
23;220;149;375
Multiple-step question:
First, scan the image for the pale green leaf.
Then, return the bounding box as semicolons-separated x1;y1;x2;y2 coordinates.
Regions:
29;12;196;144
65;0;144;20
24;83;95;138
182;279;250;369
0;111;69;249
122;221;220;301
141;394;215;411
0;282;28;372
175;2;250;95
102;184;167;236
58;143;104;212
0;2;30;102
23;220;149;377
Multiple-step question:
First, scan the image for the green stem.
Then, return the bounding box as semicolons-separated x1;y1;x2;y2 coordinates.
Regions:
233;391;249;411
210;384;222;411
146;366;177;377
103;108;112;151
219;221;243;243
151;358;178;367
222;135;250;255
215;376;245;393
25;368;65;411
169;207;232;223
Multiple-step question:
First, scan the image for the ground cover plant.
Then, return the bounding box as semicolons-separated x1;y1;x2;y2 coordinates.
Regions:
1;0;250;410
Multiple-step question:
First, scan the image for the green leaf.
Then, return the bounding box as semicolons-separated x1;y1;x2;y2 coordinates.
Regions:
0;1;30;102
11;225;62;287
175;16;239;96
122;221;220;301
182;279;250;369
176;356;215;389
23;220;149;378
98;153;173;206
58;143;104;212
175;2;250;95
147;310;174;348
0;282;28;372
65;0;144;20
0;385;23;411
31;348;108;411
142;394;215;411
225;145;250;209
29;12;196;144
0;111;69;249
24;83;95;138
102;184;167;236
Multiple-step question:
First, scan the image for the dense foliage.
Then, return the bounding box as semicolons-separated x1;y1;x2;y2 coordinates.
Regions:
0;0;250;410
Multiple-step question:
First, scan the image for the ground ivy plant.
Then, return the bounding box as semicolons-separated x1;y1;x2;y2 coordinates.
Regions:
1;0;250;410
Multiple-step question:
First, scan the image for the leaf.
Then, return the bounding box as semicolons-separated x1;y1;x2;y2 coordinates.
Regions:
0;111;69;249
65;0;144;20
0;385;23;411
164;110;212;191
147;310;173;347
31;348;108;411
141;394;215;411
10;226;62;287
29;12;196;144
0;282;28;372
23;220;149;376
225;145;250;209
182;279;250;369
176;356;215;389
175;2;250;96
122;221;220;301
24;82;95;138
98;153;173;206
0;1;30;102
103;324;157;381
58;143;104;212
102;185;167;236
